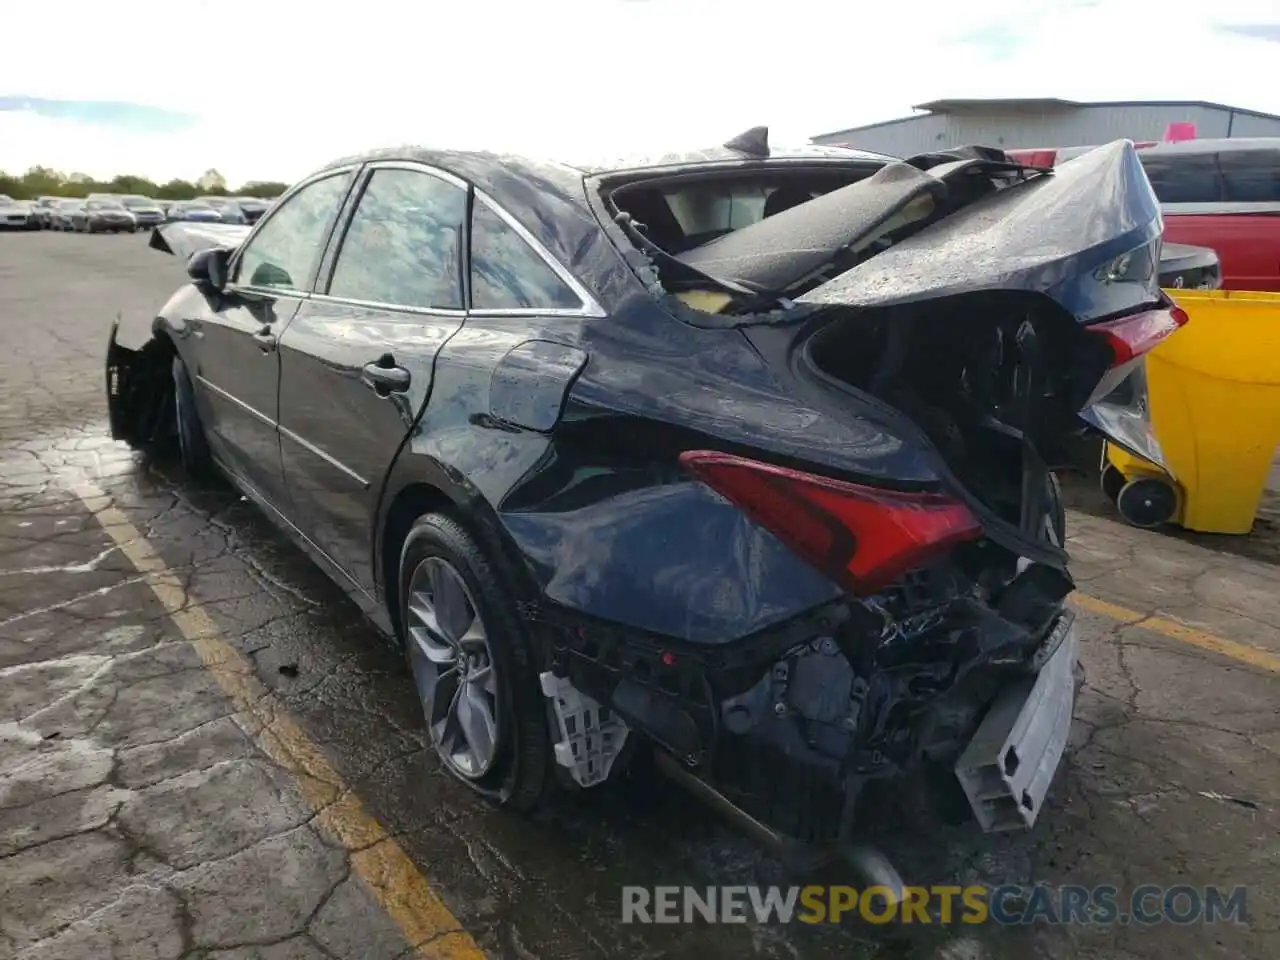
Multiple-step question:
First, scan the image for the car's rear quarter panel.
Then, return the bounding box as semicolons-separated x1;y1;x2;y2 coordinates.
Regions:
397;265;952;644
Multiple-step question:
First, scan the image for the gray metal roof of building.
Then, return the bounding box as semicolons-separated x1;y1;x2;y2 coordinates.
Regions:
813;99;1280;140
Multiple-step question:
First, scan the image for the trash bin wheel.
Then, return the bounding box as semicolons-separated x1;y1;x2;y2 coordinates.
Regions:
1116;477;1178;529
1100;464;1127;504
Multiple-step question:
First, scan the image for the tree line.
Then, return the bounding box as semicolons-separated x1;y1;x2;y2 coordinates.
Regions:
0;166;289;200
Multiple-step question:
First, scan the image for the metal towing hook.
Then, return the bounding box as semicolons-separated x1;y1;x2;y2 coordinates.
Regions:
651;750;908;902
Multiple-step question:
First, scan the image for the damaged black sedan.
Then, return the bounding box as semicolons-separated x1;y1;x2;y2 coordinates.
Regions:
107;132;1183;880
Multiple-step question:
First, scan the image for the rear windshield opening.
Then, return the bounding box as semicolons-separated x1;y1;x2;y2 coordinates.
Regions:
599;155;1037;319
609;170;871;256
602;168;882;314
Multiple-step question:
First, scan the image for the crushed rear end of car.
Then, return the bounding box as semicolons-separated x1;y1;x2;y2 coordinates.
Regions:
564;140;1182;858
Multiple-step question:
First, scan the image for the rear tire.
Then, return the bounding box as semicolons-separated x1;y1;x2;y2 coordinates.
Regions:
171;355;210;473
399;513;551;812
1046;470;1066;546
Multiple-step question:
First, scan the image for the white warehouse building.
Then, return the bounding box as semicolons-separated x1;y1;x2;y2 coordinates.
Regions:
811;98;1280;156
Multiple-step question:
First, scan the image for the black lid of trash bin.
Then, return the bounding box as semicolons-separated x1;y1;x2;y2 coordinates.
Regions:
1159;242;1221;290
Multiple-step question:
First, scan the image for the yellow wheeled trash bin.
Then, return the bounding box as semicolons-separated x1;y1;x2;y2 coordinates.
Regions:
1102;289;1280;534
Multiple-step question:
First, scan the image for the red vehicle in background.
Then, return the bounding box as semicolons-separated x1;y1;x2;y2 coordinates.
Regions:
1008;138;1280;292
1005;143;1158;167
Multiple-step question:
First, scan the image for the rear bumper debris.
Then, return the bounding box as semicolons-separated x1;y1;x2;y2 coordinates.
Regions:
955;611;1080;832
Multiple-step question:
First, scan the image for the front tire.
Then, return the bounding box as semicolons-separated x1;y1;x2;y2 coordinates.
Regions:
171;355;210;472
1046;470;1066;546
399;513;550;811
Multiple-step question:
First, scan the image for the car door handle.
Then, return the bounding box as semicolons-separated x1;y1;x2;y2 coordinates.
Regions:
361;361;411;395
253;327;277;352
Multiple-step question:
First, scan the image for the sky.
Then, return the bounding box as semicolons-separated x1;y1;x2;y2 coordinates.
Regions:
2;0;1280;187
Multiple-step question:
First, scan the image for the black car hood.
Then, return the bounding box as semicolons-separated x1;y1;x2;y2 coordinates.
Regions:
149;221;252;259
796;140;1162;322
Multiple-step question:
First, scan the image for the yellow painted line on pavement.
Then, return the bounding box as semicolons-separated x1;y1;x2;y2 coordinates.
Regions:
1071;592;1280;674
72;481;485;960
71;471;1272;955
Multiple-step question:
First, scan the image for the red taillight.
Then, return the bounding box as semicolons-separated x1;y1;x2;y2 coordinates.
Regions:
678;451;982;596
1089;305;1189;366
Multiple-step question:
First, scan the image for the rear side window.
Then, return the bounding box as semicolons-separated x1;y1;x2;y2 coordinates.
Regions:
469;199;582;311
328;168;466;310
1219;149;1280;203
1140;153;1222;203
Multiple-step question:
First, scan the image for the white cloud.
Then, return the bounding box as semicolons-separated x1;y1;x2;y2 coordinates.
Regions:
2;0;1278;185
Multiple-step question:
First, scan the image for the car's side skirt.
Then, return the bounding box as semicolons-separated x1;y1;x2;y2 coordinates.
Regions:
214;456;395;639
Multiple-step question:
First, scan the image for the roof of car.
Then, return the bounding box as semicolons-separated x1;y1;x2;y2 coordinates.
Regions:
565;143;897;174
316;142;893;186
303;141;897;302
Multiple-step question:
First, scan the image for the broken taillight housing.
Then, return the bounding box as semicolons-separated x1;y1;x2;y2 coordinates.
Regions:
1077;297;1190;474
1088;302;1190;366
679;451;982;596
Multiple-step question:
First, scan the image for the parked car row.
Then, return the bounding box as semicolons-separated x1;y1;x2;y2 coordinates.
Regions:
1;195;43;229
23;197;142;233
3;193;278;233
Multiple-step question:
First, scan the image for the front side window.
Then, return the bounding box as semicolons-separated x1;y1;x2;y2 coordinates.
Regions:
1140;153;1222;204
233;173;350;291
1219;149;1280;203
327;168;466;310
470;199;582;311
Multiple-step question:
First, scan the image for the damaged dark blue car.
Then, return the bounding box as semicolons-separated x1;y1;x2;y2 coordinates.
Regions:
106;130;1185;886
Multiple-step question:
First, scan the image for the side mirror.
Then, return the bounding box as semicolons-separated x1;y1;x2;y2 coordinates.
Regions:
187;247;231;289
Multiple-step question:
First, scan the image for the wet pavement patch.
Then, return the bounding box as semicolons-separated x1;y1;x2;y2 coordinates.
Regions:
0;489;423;959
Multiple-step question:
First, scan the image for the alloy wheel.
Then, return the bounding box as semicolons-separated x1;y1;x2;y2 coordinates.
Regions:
406;556;500;779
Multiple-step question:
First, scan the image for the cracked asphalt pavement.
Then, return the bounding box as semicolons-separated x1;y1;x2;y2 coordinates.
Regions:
1;231;1276;959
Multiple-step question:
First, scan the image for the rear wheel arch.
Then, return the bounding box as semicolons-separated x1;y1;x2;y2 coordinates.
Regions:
379;481;455;640
377;473;536;644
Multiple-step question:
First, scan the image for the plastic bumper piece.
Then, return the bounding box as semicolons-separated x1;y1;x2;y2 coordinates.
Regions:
955;611;1079;832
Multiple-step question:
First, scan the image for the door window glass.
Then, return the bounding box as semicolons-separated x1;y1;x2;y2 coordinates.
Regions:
328;168;466;309
1140;153;1222;204
470;200;582;310
233;174;349;290
1219;149;1280;203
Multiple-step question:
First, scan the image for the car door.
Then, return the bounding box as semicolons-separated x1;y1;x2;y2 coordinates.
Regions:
192;168;355;504
275;162;469;593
